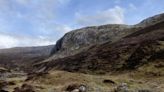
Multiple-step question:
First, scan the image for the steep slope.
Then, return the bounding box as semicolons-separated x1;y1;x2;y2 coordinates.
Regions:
136;13;164;27
50;13;164;59
34;14;164;74
45;25;142;64
0;45;53;71
51;24;133;55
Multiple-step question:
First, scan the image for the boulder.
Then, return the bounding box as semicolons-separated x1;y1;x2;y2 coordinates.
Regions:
65;83;87;92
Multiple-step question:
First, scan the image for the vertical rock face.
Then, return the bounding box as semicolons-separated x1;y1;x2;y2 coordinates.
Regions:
50;24;138;58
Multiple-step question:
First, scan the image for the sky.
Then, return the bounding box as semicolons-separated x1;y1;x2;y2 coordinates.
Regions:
0;0;164;48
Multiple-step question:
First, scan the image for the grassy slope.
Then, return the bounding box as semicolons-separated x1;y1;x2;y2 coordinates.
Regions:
2;59;164;92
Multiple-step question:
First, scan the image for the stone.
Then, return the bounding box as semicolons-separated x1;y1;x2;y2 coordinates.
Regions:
72;89;80;92
65;83;87;92
79;85;87;92
114;83;129;92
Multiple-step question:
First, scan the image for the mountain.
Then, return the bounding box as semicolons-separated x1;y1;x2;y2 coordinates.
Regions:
51;24;135;56
41;24;143;65
0;45;53;71
47;21;164;73
34;13;164;74
48;13;164;60
136;13;164;27
0;13;164;92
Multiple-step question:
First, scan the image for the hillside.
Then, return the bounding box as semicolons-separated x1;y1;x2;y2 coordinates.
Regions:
28;14;164;92
0;13;164;92
49;24;140;61
0;45;53;71
34;13;164;74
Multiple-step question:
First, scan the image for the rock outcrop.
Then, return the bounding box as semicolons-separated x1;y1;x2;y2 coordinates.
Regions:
34;13;164;74
50;24;138;58
50;13;164;58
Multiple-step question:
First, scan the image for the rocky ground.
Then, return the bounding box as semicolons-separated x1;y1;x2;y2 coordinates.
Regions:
1;60;164;92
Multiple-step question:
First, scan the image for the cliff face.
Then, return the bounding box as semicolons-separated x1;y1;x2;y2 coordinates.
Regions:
51;24;132;54
34;13;164;74
62;21;164;72
49;24;141;62
50;13;164;57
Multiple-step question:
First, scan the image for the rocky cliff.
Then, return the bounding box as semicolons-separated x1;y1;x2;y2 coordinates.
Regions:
51;24;133;55
34;13;164;74
50;13;164;57
47;25;141;63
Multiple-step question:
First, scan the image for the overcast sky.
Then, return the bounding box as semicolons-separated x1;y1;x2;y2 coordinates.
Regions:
0;0;164;48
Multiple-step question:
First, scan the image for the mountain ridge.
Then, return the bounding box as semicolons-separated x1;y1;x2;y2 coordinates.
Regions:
33;13;164;74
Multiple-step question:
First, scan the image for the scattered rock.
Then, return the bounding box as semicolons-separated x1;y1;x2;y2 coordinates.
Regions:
65;83;87;92
79;85;87;92
72;89;80;92
114;83;129;92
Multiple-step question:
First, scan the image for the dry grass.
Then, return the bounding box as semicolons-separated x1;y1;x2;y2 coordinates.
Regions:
2;60;164;92
23;69;164;92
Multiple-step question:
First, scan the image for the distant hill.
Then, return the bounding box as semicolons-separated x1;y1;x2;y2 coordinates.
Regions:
0;45;53;71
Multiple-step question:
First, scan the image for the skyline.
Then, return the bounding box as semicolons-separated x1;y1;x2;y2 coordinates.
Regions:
0;0;164;48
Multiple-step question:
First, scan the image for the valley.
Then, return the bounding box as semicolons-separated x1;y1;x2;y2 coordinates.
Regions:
0;13;164;92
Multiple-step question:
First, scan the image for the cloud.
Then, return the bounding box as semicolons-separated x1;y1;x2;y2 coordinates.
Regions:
15;0;70;6
129;3;137;10
15;0;31;5
0;33;56;48
114;0;121;4
75;6;125;27
0;21;72;48
0;0;72;48
0;34;19;48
